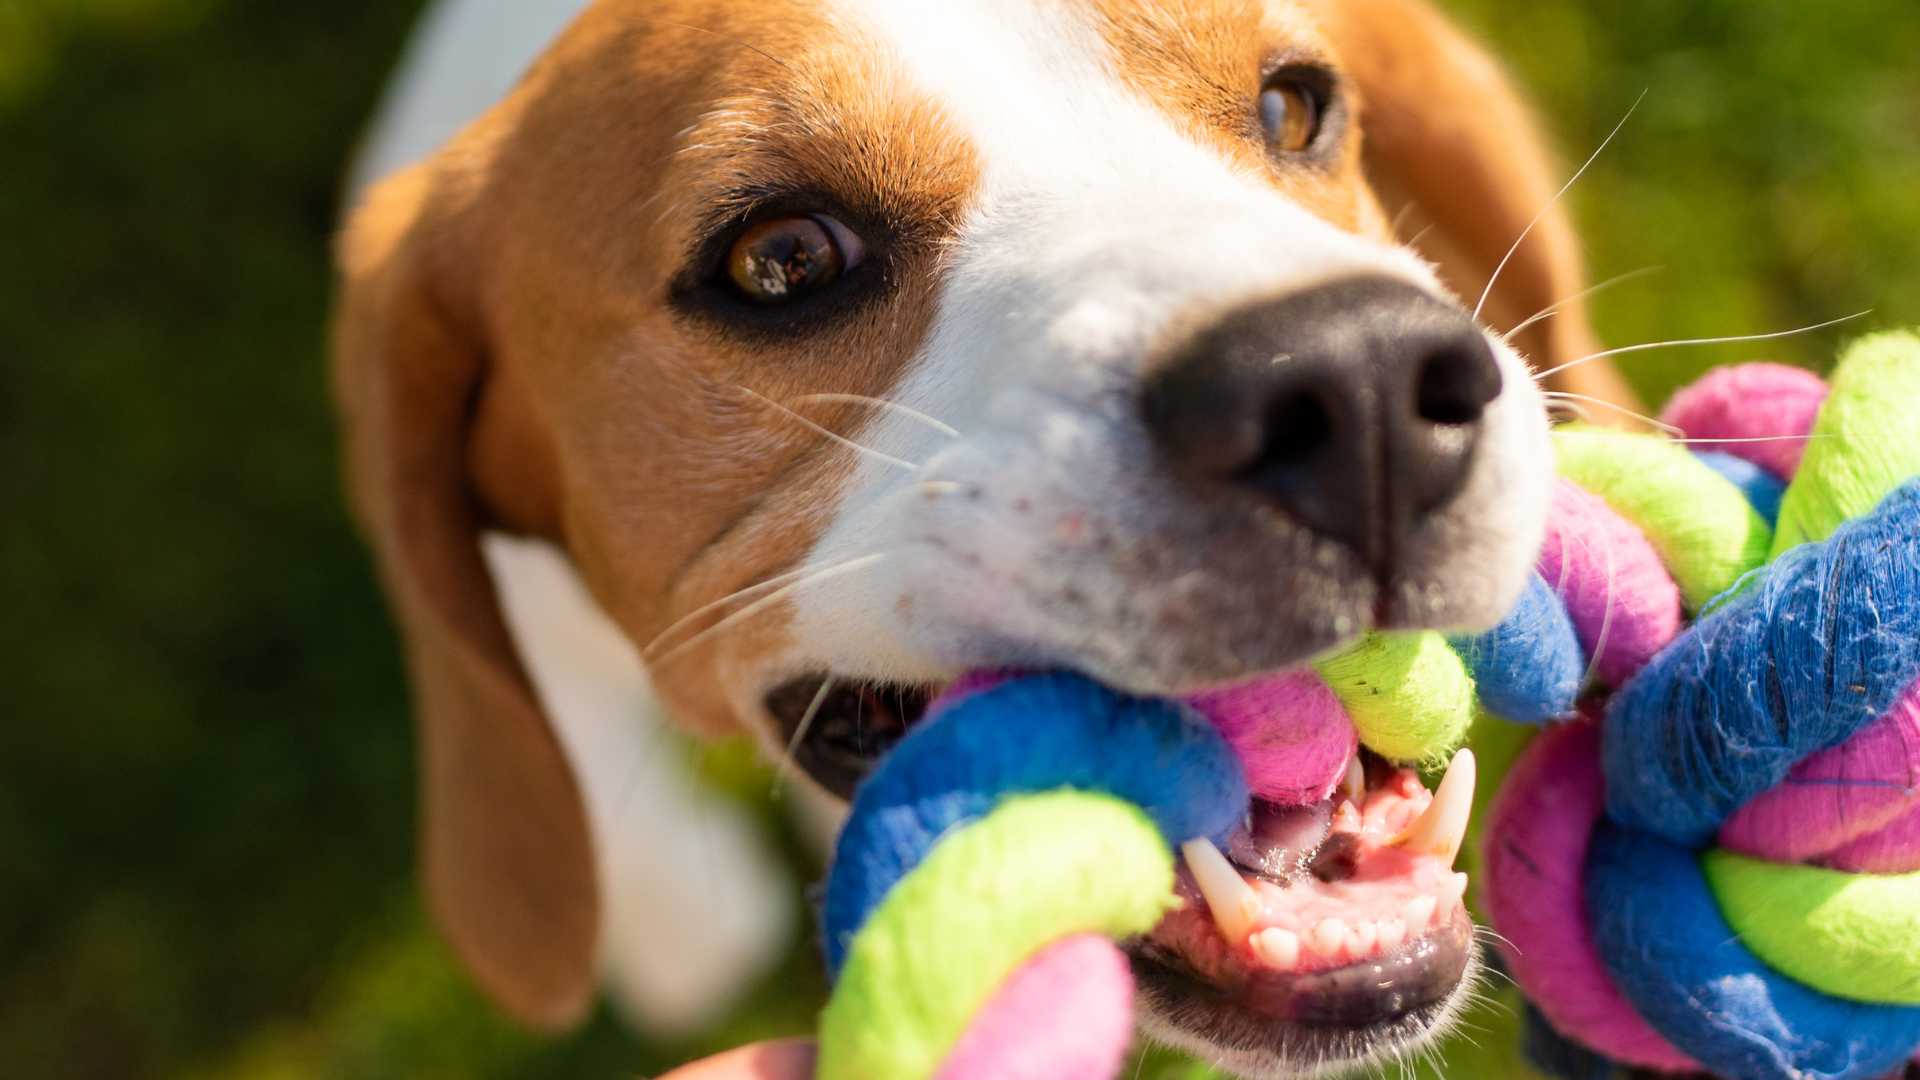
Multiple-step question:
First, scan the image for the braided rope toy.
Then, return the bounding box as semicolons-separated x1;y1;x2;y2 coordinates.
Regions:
1477;334;1920;1080
813;659;1493;1079
806;332;1920;1080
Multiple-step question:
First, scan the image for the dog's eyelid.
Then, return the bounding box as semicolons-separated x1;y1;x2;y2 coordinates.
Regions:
816;213;867;271
1255;60;1345;160
686;186;875;263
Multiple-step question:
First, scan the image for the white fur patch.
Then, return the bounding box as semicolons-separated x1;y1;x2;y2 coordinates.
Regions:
349;0;590;197
483;535;793;1034
791;0;1460;679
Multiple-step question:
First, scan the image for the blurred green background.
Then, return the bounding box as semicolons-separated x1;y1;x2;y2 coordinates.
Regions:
2;1;1914;1077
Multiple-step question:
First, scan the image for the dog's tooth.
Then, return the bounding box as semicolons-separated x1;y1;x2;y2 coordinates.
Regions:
1334;800;1364;834
1253;927;1301;969
1378;917;1408;953
1392;748;1476;863
1442;871;1471;909
1349;919;1378;956
1406;894;1438;929
1311;917;1348;957
1180;839;1261;943
1342;755;1367;804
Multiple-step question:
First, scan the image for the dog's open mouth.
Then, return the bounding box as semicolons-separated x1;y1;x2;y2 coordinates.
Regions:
1133;747;1474;1054
767;673;1476;1062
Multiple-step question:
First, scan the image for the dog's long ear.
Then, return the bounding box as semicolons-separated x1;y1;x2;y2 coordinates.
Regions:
331;165;598;1030
1310;0;1641;409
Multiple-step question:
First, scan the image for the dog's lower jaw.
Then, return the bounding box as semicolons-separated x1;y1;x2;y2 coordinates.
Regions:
1133;941;1483;1080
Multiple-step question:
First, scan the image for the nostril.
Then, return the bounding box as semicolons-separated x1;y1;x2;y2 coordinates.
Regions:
1255;388;1335;470
1415;341;1502;426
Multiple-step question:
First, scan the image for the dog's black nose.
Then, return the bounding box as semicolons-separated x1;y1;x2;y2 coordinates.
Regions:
1141;276;1502;575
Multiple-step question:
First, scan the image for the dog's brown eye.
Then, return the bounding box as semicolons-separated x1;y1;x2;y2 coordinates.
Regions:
726;215;864;304
1260;77;1323;154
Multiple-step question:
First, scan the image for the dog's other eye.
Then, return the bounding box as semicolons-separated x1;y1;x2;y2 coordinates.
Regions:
1259;74;1325;154
726;214;865;305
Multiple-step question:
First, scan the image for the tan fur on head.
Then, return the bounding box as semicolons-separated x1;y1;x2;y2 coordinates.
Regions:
333;162;598;1029
334;0;1628;1031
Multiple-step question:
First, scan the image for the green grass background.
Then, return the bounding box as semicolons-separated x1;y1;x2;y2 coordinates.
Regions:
3;1;1915;1076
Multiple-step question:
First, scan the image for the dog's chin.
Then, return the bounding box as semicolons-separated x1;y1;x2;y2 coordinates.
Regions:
1130;921;1479;1079
764;674;1480;1078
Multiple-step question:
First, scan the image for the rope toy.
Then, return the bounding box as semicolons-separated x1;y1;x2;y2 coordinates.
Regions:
1478;333;1920;1080
809;526;1578;1074
814;653;1486;1077
805;331;1920;1080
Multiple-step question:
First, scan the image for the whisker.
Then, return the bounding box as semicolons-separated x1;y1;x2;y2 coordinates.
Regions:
1472;924;1521;953
1474;90;1647;323
1505;265;1666;341
645;553;890;670
1542;391;1684;434
642;557;868;658
1587;520;1618;689
737;386;920;471
1533;311;1870;383
1389;199;1423;239
770;676;837;799
1545;399;1596;425
651;19;794;73
913;479;980;498
790;392;961;438
1553;432;1831;446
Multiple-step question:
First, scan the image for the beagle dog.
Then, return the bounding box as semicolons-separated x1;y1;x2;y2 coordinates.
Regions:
334;0;1633;1073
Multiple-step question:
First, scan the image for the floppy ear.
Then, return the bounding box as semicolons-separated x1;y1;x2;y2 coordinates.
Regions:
331;165;599;1030
1309;0;1642;410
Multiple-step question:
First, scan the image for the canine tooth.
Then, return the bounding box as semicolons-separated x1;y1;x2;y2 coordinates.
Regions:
1181;839;1261;942
1342;756;1367;804
1254;927;1301;969
1350;919;1378;955
1378;918;1408;952
1406;894;1438;929
1442;871;1471;908
1312;918;1348;957
1393;748;1476;863
1334;800;1364;834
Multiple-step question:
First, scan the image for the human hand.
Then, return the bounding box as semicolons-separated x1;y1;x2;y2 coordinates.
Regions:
657;1038;816;1080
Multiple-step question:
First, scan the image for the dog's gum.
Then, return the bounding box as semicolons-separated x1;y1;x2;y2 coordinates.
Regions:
1160;760;1471;978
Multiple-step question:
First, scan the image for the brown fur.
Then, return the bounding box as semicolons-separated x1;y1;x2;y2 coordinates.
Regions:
333;0;1630;1027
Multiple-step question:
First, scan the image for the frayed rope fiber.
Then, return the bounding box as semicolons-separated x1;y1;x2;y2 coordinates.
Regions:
1717;684;1920;866
1478;343;1920;1080
812;338;1920;1080
1604;479;1920;848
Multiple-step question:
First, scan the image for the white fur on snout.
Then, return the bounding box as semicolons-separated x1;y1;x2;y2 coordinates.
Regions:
786;0;1547;692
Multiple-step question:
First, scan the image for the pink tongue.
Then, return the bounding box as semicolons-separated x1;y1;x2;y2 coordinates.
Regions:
1225;800;1333;879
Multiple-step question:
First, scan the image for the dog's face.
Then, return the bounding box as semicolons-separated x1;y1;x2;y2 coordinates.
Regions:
335;0;1615;1072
